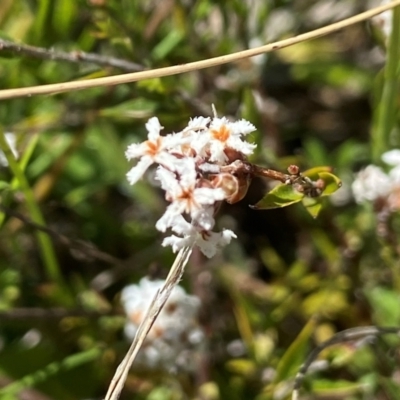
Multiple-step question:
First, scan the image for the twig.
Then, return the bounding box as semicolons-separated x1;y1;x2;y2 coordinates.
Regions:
104;245;193;400
0;1;398;99
0;204;122;265
0;38;144;72
292;326;400;400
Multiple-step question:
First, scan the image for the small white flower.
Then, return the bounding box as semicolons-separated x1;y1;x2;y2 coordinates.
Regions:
162;215;236;258
198;117;256;163
125;117;181;185
352;165;392;203
185;116;211;132
382;149;400;167
155;162;226;232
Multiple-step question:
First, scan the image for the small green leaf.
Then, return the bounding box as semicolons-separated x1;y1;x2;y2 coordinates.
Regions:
302;166;333;180
312;379;363;396
152;30;185;60
274;317;317;382
251;184;304;210
302;197;323;218
319;172;342;196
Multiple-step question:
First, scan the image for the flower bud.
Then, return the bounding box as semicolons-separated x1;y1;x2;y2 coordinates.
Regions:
287;164;300;175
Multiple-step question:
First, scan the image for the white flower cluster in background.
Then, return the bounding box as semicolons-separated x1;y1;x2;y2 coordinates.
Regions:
121;277;204;372
126;114;257;257
352;149;400;210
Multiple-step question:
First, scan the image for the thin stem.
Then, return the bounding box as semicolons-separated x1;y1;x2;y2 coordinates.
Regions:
0;1;399;99
252;164;289;183
372;4;400;162
0;347;102;396
0;131;63;286
292;326;400;400
0;38;144;72
104;246;193;400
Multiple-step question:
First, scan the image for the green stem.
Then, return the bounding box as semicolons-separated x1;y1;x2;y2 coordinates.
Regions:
0;131;63;285
372;4;400;162
0;347;102;396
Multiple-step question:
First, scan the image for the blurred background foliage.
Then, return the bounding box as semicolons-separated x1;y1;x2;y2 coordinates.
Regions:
0;0;400;399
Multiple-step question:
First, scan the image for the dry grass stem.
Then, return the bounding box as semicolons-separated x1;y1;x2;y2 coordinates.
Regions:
0;1;399;100
104;246;193;400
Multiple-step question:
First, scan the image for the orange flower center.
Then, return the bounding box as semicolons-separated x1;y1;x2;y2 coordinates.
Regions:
211;125;230;142
145;137;161;156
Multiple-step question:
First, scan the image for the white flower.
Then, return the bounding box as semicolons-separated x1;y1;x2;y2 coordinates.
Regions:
155;162;226;232
382;149;400;167
191;117;256;163
121;278;204;371
352;165;392;204
162;215;236;258
125;117;181;185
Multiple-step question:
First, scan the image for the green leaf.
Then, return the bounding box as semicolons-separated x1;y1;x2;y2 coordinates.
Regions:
365;286;400;326
251;184;304;210
152;30;185;60
319;172;342;196
312;379;363;396
302;196;323;218
302;166;333;180
274;317;317;382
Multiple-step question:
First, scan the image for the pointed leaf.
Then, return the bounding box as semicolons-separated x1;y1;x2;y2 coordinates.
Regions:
302;166;333;180
319;172;342;196
274;317;317;382
251;184;304;210
302;197;323;218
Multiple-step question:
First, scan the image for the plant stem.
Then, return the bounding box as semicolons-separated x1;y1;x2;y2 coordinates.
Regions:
0;347;102;396
372;4;400;162
0;131;63;286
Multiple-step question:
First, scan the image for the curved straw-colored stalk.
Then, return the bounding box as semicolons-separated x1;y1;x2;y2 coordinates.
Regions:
104;246;193;400
0;1;399;100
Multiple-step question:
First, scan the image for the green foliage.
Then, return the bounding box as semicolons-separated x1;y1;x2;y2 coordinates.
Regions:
253;167;341;218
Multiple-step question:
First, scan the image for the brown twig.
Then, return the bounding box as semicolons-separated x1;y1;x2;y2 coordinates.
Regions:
0;204;122;265
0;38;144;72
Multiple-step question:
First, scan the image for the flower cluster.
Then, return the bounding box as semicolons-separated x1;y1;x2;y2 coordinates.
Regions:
352;149;400;211
126;115;257;257
121;278;204;372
